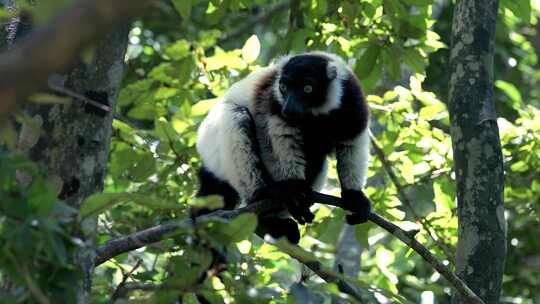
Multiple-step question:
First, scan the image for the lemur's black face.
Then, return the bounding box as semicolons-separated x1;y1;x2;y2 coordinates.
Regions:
279;55;335;120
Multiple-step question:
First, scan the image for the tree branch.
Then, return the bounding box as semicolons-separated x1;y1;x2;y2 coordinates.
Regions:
0;0;154;116
95;192;484;304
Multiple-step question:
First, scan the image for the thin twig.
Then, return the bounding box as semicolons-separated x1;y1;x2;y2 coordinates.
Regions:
110;260;142;302
47;80;147;131
94;192;484;304
370;133;456;262
47;78;112;113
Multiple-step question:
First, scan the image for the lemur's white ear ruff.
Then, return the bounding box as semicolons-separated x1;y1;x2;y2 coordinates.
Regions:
327;64;338;80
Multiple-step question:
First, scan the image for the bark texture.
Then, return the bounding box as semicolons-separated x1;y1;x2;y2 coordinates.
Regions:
15;25;129;303
448;1;506;303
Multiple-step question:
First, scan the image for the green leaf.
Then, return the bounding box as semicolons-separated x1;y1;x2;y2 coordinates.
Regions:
154;87;178;100
401;0;433;5
80;193;128;219
384;0;406;17
28;180;57;216
191;98;219;116
501;0;531;22
0;121;17;150
155;117;179;141
127;103;159;120
315;0;328;16
510;160;529;173
383;46;402;81
241;35;261;64
129;153;156;181
205;48;246;71
355;44;381;80
226;213;258;242
172;0;192;20
495;80;522;109
419;103;446;121
403;48;426;73
355;222;375;248
80;193;182;219
165;40;191;61
205;213;258;244
189;195;225;210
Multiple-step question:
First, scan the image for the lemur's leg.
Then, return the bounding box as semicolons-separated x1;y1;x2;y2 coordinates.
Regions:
336;129;371;224
196;166;239;210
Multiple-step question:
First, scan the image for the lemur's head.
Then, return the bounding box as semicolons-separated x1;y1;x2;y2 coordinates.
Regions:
273;52;348;120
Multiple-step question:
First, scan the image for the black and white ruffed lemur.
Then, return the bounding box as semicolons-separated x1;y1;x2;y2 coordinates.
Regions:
196;52;371;243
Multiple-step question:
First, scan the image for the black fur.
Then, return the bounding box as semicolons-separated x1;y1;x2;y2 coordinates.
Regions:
252;179;315;224
292;74;369;186
197;166;239;210
280;55;333;108
195;105;304;242
341;189;371;224
196;54;370;244
256;217;301;244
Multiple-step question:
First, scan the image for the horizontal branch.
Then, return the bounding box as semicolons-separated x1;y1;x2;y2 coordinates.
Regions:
0;0;155;116
95;192;484;304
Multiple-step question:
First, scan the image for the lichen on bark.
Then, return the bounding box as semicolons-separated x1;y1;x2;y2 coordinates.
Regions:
448;0;506;303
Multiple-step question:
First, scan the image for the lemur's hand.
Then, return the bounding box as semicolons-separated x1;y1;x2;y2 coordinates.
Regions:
341;189;371;224
253;179;315;224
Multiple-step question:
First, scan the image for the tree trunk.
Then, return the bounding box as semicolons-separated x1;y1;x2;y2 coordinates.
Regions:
5;7;129;300
448;1;506;303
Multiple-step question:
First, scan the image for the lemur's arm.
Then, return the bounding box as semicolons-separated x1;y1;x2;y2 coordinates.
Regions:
252;114;314;224
336;129;371;223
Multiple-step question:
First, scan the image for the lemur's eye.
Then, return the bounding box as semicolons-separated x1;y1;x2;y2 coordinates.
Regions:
279;83;287;93
304;85;313;94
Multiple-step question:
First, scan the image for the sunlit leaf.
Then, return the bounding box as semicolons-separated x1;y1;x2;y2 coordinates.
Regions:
165;40;191;60
241;35;261;64
495;80;522;109
501;0;531;22
80;193;182;219
189;195;225;210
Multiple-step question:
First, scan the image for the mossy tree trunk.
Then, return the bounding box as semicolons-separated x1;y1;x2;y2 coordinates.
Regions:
448;1;506;303
5;9;129;302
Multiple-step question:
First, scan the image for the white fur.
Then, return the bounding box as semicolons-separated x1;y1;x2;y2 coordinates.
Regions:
224;67;274;107
336;128;370;190
198;52;369;204
309;51;351;115
263;115;306;180
197;102;266;199
271;55;292;105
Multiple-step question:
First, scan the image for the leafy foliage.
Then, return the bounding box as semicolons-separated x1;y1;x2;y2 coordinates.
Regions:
0;0;539;303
